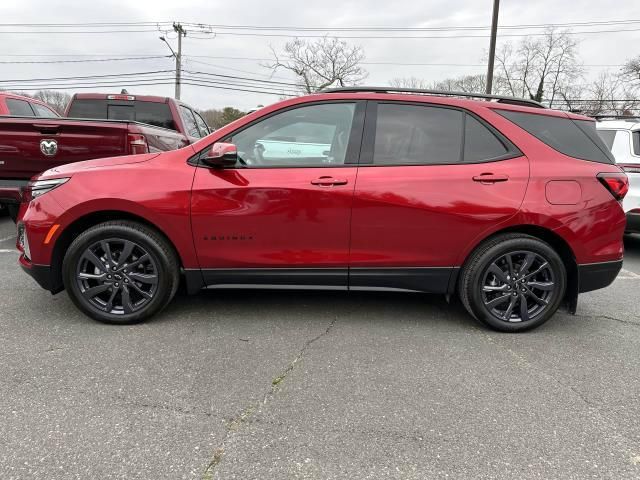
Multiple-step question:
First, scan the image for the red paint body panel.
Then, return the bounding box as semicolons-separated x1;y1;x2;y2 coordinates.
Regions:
191;167;357;267
349;156;529;267
16;91;626;299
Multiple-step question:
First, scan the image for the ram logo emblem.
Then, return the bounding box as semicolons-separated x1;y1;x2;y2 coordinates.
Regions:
40;139;58;157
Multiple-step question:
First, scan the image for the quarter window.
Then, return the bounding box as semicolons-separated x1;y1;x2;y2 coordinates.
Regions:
193;111;210;137
596;129;617;150
372;104;463;165
226;103;356;167
6;98;35;116
497;110;615;164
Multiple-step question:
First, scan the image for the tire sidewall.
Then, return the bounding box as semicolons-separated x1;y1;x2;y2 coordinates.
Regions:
467;237;567;332
63;224;173;324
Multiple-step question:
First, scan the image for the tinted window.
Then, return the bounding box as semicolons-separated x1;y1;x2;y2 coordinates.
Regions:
497;110;615;164
596;129;617;150
633;132;640;156
373;104;463;165
67;99;175;130
464;114;508;162
180;106;201;138
32;103;59;118
193;111;210;137
6;98;35;116
227;103;356;167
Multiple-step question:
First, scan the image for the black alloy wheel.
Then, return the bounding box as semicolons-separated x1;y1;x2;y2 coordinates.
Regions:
459;234;567;332
63;221;179;324
75;238;159;315
481;251;555;323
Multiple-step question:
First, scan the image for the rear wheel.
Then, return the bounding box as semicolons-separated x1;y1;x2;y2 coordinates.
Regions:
459;234;566;332
62;221;179;324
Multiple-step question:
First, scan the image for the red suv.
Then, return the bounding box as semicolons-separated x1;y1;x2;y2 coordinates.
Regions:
16;87;628;332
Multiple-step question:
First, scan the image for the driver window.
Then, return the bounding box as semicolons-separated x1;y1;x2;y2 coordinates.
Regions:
226;103;356;167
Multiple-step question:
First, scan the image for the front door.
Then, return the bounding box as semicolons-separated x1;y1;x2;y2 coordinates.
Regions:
191;101;364;288
349;101;529;292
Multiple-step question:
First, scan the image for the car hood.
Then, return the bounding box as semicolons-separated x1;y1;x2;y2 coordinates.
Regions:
38;153;160;179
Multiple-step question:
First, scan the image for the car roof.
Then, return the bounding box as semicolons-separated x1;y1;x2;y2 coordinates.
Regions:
595;119;640;131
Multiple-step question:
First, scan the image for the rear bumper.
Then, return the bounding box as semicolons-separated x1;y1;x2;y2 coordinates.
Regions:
578;260;623;293
625;212;640;233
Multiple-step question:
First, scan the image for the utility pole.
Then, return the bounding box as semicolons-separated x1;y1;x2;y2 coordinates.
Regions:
485;0;500;95
173;23;186;100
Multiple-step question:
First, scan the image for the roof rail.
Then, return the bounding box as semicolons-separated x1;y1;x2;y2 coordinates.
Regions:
322;86;546;109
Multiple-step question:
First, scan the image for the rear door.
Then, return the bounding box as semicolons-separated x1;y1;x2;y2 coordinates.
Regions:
190;101;364;288
349;101;529;292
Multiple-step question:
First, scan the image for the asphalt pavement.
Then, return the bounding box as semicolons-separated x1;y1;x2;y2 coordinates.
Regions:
1;214;639;479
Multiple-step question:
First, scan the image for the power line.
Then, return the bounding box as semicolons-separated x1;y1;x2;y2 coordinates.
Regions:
0;55;170;64
4;18;640;31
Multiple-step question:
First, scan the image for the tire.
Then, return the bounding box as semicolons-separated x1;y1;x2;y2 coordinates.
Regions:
62;221;180;324
458;234;566;332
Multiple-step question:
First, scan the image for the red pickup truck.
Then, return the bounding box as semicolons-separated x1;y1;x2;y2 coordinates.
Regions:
0;92;211;219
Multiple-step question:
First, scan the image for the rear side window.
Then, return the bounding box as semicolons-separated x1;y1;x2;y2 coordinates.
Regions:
497;110;615;164
373;104;463;165
464;114;508;162
67;99;175;130
634;132;640;156
6;98;35;116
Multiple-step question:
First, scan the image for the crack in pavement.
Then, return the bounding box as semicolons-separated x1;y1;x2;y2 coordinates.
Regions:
201;316;338;480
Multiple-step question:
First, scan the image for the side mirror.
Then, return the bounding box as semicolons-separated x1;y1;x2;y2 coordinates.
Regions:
202;142;238;167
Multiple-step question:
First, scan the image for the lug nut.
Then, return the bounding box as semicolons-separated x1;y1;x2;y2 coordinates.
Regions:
114;283;119;287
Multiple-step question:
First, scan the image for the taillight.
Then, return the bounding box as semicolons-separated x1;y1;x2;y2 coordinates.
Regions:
128;133;149;155
597;172;629;201
107;94;135;100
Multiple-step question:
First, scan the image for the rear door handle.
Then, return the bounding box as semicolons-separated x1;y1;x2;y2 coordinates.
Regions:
311;176;348;186
472;173;509;183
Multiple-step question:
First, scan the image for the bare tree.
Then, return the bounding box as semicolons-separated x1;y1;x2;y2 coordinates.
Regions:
33;90;72;114
577;72;640;116
624;56;640;82
266;37;367;93
495;28;583;105
389;77;431;89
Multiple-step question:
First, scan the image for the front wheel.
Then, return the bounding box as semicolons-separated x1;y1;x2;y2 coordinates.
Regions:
63;221;179;324
459;234;567;332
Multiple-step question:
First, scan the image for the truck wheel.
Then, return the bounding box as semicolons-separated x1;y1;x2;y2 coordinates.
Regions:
458;234;566;332
62;221;179;324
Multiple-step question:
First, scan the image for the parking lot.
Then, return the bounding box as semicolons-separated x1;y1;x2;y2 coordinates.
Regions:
0;214;639;479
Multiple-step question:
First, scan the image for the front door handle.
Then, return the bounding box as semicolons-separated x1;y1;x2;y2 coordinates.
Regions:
311;176;348;186
472;173;509;183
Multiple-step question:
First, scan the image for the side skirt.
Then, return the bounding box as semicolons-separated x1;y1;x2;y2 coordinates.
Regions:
191;267;459;295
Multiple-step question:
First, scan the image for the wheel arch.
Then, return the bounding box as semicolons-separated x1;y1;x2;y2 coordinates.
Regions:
456;224;579;313
49;210;185;294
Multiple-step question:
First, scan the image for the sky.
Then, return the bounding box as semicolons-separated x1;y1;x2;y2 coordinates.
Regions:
1;0;639;112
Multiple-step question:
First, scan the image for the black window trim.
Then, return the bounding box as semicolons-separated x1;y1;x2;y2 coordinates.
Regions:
190;100;367;169
358;100;522;167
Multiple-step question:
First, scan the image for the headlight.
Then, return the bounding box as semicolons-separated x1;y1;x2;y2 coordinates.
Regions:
24;178;69;202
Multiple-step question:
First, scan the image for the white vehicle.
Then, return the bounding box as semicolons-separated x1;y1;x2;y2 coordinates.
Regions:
596;119;640;233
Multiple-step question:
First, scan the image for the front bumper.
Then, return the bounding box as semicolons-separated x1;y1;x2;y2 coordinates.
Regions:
625;212;640;233
19;255;61;293
578;260;623;293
